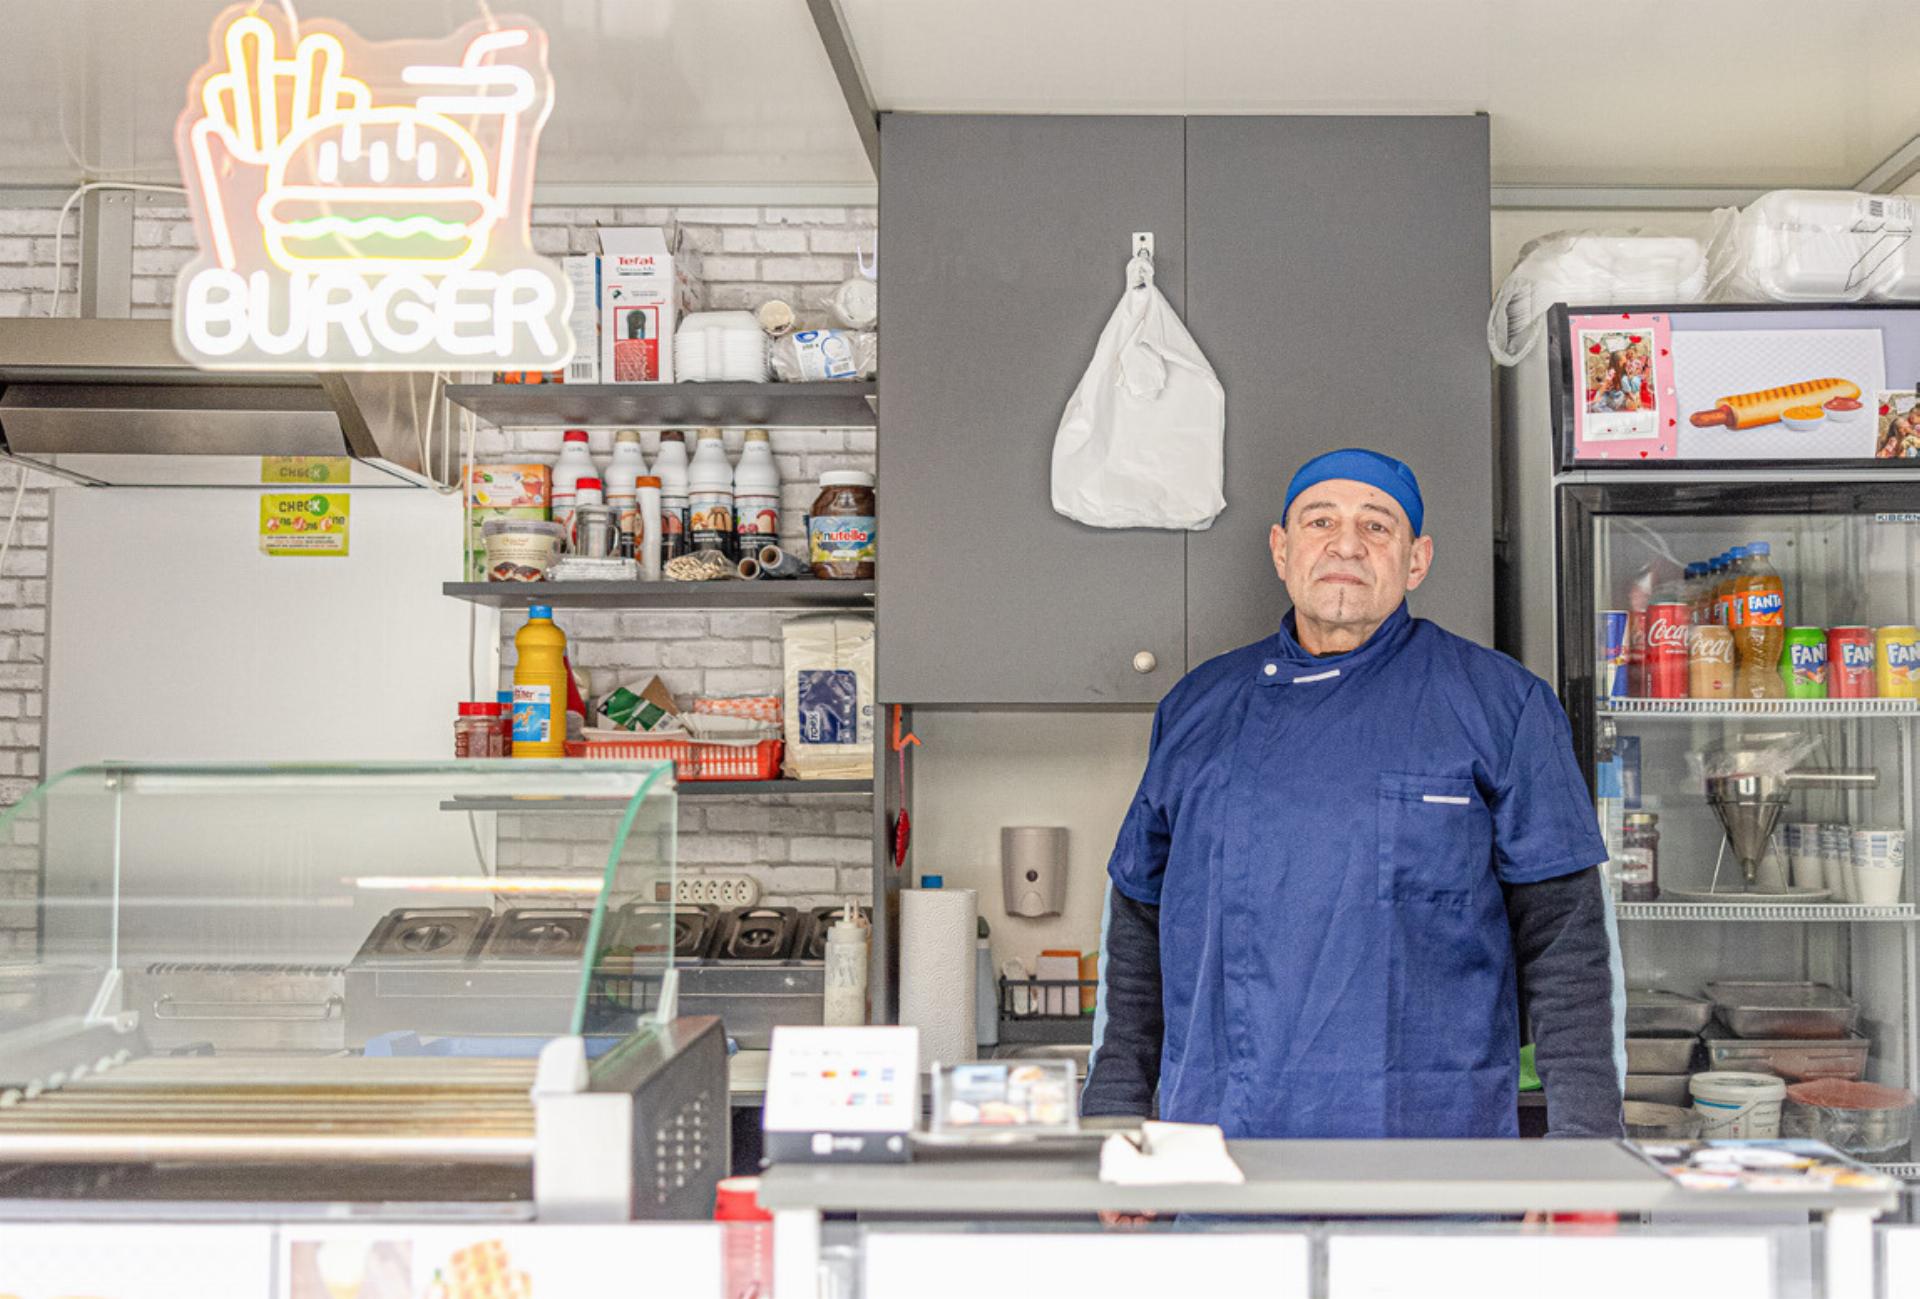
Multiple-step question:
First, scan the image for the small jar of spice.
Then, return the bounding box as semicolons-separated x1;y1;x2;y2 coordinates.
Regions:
808;471;876;579
454;702;495;758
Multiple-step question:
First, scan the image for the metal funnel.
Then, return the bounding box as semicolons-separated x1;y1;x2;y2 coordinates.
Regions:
1705;774;1789;886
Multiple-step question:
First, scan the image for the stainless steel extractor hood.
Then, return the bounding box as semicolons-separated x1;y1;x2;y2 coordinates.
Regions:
0;319;436;487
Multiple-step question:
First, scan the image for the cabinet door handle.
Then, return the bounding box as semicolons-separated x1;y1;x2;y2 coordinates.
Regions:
1132;651;1158;674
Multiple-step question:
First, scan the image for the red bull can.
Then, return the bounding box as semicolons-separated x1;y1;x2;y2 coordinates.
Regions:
1598;610;1629;700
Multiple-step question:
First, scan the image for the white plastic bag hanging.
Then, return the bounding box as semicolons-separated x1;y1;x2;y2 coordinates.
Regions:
1050;252;1225;531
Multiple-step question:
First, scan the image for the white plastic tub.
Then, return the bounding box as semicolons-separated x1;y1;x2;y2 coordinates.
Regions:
1691;1071;1787;1139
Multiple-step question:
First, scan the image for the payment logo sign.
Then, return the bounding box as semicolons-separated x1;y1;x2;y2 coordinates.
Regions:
174;6;570;371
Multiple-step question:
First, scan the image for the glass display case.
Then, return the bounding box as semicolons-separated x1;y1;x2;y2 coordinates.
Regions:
0;760;725;1211
1562;485;1918;1172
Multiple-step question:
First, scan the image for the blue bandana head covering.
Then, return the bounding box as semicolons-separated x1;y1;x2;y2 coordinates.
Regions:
1282;448;1424;536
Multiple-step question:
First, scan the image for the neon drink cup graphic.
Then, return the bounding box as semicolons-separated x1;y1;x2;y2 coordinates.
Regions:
173;6;570;372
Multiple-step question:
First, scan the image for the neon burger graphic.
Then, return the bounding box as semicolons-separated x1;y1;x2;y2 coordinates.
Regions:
173;6;572;371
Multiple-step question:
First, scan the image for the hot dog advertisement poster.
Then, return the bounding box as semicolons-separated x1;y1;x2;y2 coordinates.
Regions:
1562;306;1920;463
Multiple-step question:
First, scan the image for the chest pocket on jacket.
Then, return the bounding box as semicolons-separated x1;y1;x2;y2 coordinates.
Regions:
1376;772;1491;906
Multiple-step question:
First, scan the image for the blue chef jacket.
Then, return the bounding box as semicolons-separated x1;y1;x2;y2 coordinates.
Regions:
1106;602;1607;1139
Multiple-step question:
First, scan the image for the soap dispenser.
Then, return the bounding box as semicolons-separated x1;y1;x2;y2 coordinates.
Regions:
1001;826;1068;918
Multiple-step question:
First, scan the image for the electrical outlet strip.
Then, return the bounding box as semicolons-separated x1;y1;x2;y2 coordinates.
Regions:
674;875;761;908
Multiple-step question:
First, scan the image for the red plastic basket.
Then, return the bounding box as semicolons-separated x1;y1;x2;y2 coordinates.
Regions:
566;735;784;781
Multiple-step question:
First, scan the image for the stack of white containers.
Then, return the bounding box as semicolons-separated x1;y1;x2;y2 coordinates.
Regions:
674;311;771;383
1707;189;1920;302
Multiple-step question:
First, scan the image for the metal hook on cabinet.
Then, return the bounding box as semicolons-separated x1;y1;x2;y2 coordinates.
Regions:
1128;231;1155;291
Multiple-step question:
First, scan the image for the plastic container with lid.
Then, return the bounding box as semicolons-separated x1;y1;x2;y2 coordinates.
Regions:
480;518;565;582
809;470;876;579
652;431;691;562
1691;1071;1787;1139
688;428;735;557
454;702;494;758
734;429;781;557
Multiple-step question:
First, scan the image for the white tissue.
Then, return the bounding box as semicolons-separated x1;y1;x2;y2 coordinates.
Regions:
1099;1121;1246;1186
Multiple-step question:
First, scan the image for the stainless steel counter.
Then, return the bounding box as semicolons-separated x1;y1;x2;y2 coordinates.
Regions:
758;1138;1900;1218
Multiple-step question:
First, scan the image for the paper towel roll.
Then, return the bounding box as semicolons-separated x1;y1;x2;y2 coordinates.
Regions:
899;887;978;1070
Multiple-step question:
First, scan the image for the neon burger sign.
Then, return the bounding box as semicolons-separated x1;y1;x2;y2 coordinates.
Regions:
173;6;572;371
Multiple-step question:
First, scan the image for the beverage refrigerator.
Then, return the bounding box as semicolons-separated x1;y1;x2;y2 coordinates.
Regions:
1499;303;1920;1177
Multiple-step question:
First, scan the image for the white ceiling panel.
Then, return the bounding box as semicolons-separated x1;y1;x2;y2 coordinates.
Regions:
0;0;874;192
842;0;1920;189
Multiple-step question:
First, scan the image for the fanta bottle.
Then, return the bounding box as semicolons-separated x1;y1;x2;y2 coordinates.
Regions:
1713;546;1748;626
1733;542;1786;699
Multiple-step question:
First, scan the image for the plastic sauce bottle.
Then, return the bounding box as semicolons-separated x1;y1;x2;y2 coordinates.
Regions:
822;899;870;1026
512;605;569;758
715;1177;774;1299
549;430;599;540
688;427;736;557
651;431;691;562
604;429;646;557
733;428;782;558
636;475;663;581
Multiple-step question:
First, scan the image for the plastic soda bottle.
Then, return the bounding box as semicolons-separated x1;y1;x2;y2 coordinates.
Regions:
512;605;570;757
1734;542;1786;699
1714;546;1749;626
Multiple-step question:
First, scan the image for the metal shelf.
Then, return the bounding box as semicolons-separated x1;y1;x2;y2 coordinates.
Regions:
1616;901;1916;922
444;580;873;610
441;781;871;812
1601;698;1920;719
445;381;877;429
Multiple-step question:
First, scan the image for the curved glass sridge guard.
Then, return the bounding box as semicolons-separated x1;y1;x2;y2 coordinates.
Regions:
0;759;677;1087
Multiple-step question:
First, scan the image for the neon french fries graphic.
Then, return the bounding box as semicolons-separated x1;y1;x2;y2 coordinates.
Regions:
173;7;572;372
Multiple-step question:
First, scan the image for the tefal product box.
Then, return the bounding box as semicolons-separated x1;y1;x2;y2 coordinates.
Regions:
599;228;696;383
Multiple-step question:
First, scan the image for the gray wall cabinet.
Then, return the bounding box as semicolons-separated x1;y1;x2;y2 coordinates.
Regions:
1182;115;1494;668
878;114;1491;705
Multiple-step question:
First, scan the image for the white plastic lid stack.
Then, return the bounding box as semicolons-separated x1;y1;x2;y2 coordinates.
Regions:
1488;233;1707;365
1706;190;1916;304
674;310;771;383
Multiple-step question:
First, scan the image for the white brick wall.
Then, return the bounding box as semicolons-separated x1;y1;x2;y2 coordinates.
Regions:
0;199;879;934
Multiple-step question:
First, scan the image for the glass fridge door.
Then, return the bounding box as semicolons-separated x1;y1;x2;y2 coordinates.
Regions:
1562;479;1919;1167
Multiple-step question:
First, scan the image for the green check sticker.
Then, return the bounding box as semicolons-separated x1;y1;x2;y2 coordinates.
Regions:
260;492;349;557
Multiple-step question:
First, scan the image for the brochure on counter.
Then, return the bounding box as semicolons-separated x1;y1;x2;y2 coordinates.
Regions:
1631;1139;1899;1193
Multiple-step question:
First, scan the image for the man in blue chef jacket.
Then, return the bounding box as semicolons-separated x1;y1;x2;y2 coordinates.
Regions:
1082;448;1625;1142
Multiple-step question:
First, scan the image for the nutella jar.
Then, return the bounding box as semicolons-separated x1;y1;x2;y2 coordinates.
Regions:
808;471;876;579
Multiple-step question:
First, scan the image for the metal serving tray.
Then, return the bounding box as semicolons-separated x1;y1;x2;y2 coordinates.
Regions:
1626;989;1714;1037
1706;981;1857;1040
1625;1073;1693;1107
1626;1037;1699;1075
1702;1034;1871;1081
